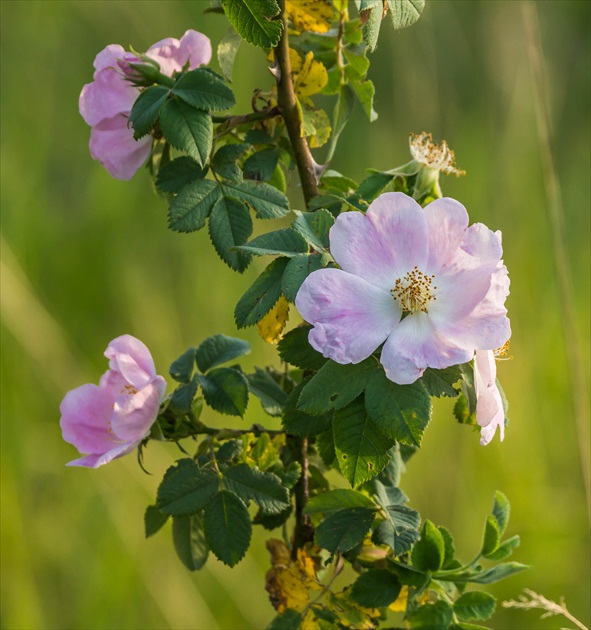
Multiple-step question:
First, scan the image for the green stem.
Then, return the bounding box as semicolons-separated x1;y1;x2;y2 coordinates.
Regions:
211;106;280;128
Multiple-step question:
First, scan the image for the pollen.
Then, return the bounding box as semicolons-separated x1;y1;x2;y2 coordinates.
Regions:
409;131;466;176
494;340;513;361
390;266;437;314
121;384;138;395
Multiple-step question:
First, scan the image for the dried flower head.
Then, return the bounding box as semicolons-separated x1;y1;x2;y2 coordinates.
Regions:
410;132;466;176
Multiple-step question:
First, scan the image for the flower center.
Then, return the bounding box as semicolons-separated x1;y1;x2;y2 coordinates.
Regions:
493;340;513;361
409;131;465;176
390;266;436;314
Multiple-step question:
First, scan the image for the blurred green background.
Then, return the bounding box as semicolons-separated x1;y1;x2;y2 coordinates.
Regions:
1;1;589;629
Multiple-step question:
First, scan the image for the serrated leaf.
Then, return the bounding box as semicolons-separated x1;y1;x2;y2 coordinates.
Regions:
172;513;209;571
196;334;251;373
351;569;401;608
326;82;355;162
222;463;290;514
257;295;290;343
221;0;283;49
217;26;242;81
492;491;510;536
157;157;206;193
169;346;196;382
481;515;500;557
199;367;249;416
411;520;445;572
365;369;432;447
292;208;335;251
408;600;453;629
211;142;250;182
156;459;220;516
234;257;289;328
454;592;496;622
277;324;327;371
362;3;382;52
421;366;462;398
170;374;199;414
209;195;253;272
333;398;394;487
372;520;420;556
485;534;520;561
356;172;394;203
316;428;336;467
217;439;243;462
246;367;287;416
267;609;303;630
160;98;212;166
281;253;329;303
314;507;376;555
349;75;377;121
298;359;377;415
221;179;290;219
387;504;421;531
386;0;425;30
168;179;221;232
144;505;170;538
305;489;376;515
173;68;236;111
203;490;252;566
237;228;308;257
439;526;456;568
282;378;333;437
449;562;529;584
285;0;335;33
129;85;170;138
243;148;279;182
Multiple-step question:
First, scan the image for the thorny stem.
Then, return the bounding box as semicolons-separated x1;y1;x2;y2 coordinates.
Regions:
275;0;319;205
211;106;280;130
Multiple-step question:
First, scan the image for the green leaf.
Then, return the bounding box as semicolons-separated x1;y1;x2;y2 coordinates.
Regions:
221;179;290;219
362;3;382;52
237;228;308;257
160;98;212;166
168;179;221;232
326;83;355;162
314;507;376;555
453;393;476;426
365;368;432;447
203;490;252;566
333;398;394;487
305;489;376;515
169;346;196;382
316;428;336;468
243;148;279;182
222;463;290;514
267;609;303;630
386;0;425;30
172;513;209;571
356;172;394;203
199;367;249;416
411;520;445;572
282;378;333;437
196;334;251;373
292;208;335;251
169;374;199;414
157;157;206;194
129;85;170;138
217;439;243;462
173;68;236;111
211;142;250;182
408;600;453;629
449;562;529;584
234;257;289;328
492;491;510;536
420;366;462;398
439;526;456;568
372;520;420;555
481;515;500;557
144;505;169;538
277;324;327;371
350;569;401;608
217;26;242;81
298;359;377;415
156;459;220;516
246;367;287;416
209;196;253;272
450;624;490;630
454;592;497;622
386;504;421;531
485;534;520;561
348;74;377;121
281;253;329;303
221;0;282;49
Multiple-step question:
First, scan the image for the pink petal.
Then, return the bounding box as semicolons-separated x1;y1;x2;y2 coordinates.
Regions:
79;66;138;127
295;268;401;364
330;193;428;290
104;334;158;388
147;29;212;76
423;197;469;274
474;350;505;445
93;44;128;73
381;313;473;384
111;381;162;441
66;442;138;468
60;383;115;455
89;116;152;180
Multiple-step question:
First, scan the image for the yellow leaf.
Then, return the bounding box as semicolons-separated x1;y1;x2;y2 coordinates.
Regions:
257;296;290;344
286;0;336;33
389;585;430;613
290;49;328;103
308;108;332;148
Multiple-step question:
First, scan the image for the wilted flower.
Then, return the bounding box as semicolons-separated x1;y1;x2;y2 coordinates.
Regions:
79;30;211;179
409;131;465;176
60;335;166;468
474;343;509;445
295;192;510;385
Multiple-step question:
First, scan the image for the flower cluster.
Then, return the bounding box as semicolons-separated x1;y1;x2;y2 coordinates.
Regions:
60;335;166;468
79;30;211;179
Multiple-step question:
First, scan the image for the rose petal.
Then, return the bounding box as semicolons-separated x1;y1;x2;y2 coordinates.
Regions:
295;268;400;364
111;381;162;441
66;442;138;468
79;66;138;127
104;334;157;387
147;29;212;75
423;197;469;273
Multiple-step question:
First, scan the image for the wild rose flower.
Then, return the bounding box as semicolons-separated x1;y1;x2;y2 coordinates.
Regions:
474;348;506;445
79;30;212;179
295;192;510;385
60;335;166;468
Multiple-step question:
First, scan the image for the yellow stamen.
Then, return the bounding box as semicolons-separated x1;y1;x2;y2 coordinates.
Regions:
494;340;513;361
390;266;437;314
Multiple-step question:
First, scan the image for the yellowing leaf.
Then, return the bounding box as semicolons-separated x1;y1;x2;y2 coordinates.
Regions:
286;0;336;33
389;585;430;613
290;49;329;102
327;591;381;629
308;108;332;148
257;296;290;344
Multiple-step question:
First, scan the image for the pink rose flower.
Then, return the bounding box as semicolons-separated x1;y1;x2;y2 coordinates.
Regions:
60;335;167;468
474;349;505;445
79;30;212;179
295;192;511;385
